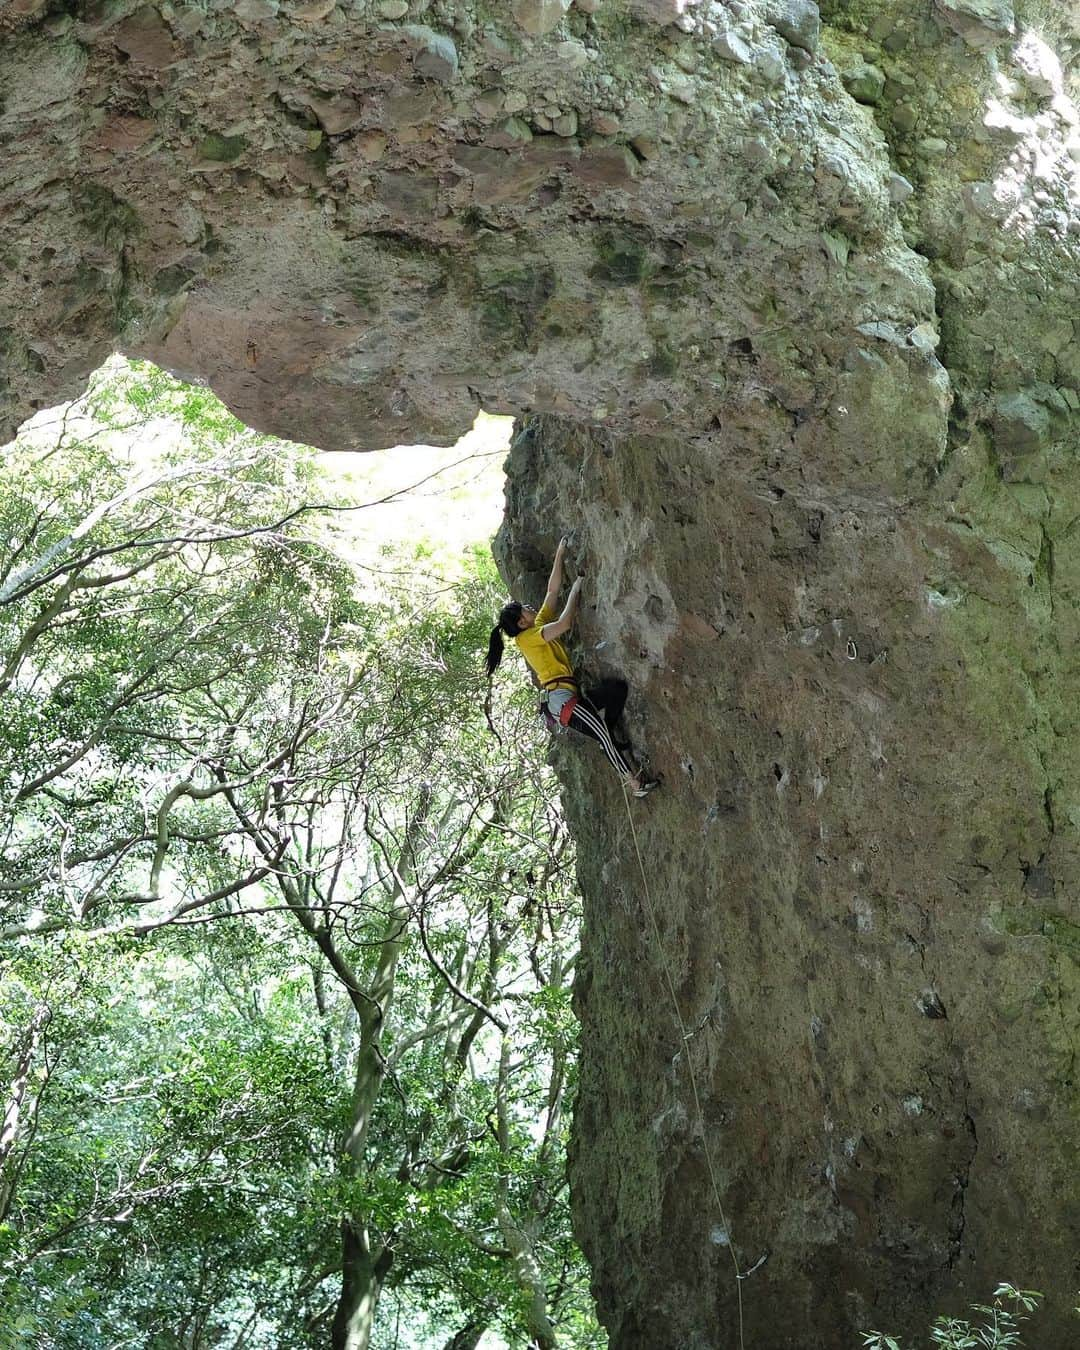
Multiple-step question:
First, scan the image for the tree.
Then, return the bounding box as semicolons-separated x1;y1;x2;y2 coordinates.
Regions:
0;360;604;1347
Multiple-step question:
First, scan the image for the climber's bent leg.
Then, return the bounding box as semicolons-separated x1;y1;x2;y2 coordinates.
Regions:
584;677;629;741
566;699;635;781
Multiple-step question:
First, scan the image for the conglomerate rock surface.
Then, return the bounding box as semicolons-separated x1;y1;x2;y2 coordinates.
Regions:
3;0;1080;1344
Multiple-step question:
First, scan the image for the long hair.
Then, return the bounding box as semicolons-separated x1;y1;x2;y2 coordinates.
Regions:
485;602;523;678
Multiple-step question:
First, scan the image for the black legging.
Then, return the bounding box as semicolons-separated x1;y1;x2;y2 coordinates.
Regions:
565;677;635;780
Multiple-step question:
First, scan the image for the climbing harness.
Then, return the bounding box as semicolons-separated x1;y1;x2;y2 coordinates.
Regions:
538;675;580;733
540;675;580;694
620;783;767;1350
539;696;579;733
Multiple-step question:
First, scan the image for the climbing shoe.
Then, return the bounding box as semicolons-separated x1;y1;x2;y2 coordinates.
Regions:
633;777;661;799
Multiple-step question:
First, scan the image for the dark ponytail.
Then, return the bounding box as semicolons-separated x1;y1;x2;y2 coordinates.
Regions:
485;626;505;678
484;602;524;678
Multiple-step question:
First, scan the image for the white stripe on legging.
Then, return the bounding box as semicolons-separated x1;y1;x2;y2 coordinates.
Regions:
568;701;632;779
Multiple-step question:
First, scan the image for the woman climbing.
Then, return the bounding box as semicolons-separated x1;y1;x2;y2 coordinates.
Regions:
485;537;659;798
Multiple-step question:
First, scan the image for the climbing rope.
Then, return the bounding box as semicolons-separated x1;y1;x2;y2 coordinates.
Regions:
621;782;751;1350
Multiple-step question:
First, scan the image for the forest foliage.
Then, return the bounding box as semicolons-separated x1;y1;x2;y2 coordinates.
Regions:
0;363;601;1349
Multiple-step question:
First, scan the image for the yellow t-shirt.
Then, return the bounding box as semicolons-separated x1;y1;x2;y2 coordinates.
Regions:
515;601;575;689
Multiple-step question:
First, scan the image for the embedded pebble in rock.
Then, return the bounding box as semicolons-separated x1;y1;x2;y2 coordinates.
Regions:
888;171;914;203
741;134;773;164
668;74;696;104
649;66;697;104
3;3;1080;1347
628;0;697;22
713;30;754;65
293;0;337;21
965;180;1007;220
673;47;699;75
892;101;919;132
992;387;1068;459
512;0;571;37
487;116;533;147
755;47;787;83
555;39;589;71
234;0;278;23
401;25;458;83
301;92;364;134
764;0;821;53
787;44;814;71
1011;31;1062;99
935;0;1015;49
355;130;387;160
842;61;886;105
472;91;504;119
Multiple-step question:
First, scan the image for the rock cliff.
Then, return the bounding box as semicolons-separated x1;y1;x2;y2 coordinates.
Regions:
2;0;1079;1344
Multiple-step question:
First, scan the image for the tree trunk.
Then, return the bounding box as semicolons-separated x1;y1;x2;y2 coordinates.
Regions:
443;1324;485;1350
493;1039;557;1350
329;1219;392;1350
496;1203;557;1350
327;906;406;1349
0;1002;50;1222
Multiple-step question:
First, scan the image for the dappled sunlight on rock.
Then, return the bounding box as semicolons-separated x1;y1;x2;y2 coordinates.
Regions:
969;29;1080;241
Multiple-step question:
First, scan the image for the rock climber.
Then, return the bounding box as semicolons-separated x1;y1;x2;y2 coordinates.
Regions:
485;536;660;799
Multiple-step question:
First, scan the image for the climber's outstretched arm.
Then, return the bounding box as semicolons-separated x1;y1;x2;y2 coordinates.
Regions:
541;575;582;641
542;536;569;612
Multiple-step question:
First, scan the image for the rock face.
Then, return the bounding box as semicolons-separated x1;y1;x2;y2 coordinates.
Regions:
3;1;1080;1345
